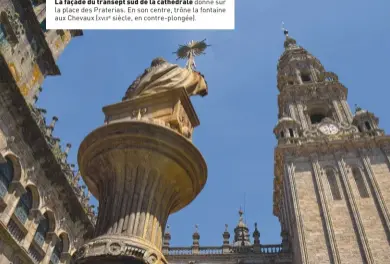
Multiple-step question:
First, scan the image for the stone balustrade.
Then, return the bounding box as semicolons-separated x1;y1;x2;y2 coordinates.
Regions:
167;244;283;256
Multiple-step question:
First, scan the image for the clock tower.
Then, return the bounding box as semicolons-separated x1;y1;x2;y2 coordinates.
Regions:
273;29;390;264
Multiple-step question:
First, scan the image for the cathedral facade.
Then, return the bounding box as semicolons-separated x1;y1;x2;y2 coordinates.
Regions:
0;0;94;263
0;2;390;264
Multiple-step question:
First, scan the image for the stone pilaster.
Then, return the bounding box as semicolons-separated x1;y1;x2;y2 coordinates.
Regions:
335;156;374;263
310;155;340;263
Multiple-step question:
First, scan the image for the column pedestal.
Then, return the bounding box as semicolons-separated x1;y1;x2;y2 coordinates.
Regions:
75;89;207;264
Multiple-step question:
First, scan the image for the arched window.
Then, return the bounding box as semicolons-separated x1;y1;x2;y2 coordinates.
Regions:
280;131;285;138
352;168;369;198
301;73;311;83
310;113;326;124
34;213;50;247
15;188;33;224
289;128;294;137
365;121;371;131
50;236;64;264
0;158;14;198
326;169;342;200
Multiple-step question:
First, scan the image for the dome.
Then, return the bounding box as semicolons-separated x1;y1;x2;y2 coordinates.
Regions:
233;209;251;247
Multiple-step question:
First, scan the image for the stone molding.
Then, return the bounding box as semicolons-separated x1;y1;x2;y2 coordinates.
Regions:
74;235;167;264
76;93;207;263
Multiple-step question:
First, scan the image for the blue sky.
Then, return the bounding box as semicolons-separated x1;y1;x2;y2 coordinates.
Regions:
39;0;390;247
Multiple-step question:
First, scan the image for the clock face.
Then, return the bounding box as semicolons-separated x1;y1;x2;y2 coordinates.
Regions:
319;124;339;135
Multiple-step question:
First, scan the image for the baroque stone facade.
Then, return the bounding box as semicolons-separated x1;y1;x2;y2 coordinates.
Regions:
0;0;92;264
272;30;390;264
1;4;389;263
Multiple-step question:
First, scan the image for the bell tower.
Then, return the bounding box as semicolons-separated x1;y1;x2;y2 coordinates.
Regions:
273;29;390;264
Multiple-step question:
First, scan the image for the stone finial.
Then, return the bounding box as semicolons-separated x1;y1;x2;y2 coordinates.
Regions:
223;224;230;245
354;104;362;113
192;224;200;246
37;108;47;115
46;116;58;136
193;224;200;238
61;143;72;163
162;224;171;254
253;222;260;245
163;225;171;242
33;86;43;104
72;171;81;186
64;143;72;155
50;116;59;126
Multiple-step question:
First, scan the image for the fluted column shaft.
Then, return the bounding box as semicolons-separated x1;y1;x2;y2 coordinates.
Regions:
75;122;207;264
95;163;179;250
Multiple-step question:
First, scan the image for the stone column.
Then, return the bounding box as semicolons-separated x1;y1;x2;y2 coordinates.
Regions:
74;88;207;264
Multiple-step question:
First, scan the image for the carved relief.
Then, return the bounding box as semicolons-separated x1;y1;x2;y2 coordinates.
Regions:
144;251;159;264
108;242;122;256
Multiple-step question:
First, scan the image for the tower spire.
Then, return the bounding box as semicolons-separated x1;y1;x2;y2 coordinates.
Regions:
281;21;289;37
280;22;298;50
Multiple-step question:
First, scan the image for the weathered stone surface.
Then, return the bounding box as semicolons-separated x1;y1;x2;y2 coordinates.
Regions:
75;89;207;264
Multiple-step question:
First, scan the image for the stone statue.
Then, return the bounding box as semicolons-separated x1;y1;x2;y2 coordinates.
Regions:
123;40;210;100
123;57;208;100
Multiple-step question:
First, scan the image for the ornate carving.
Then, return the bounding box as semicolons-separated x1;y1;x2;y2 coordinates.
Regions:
144;251;158;264
277;81;347;111
131;108;148;119
75;244;88;259
108;242;122;256
123;58;208;100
